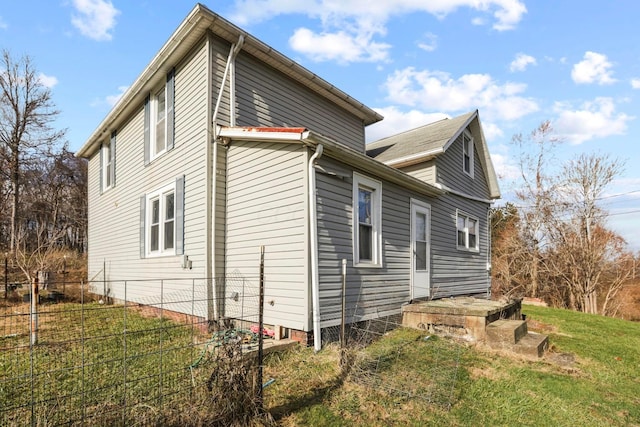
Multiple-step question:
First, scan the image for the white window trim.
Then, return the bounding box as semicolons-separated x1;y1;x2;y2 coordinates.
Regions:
145;182;176;257
150;85;168;161
101;141;112;192
353;172;383;268
456;210;479;252
462;130;474;178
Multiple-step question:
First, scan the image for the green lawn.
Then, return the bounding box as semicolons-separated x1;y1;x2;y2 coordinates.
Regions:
264;305;640;426
2;302;639;426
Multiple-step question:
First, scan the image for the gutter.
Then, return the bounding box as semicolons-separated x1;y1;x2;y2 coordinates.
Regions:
308;145;324;352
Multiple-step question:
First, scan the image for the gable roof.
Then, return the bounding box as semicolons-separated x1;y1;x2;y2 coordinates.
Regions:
76;3;383;158
366;110;501;199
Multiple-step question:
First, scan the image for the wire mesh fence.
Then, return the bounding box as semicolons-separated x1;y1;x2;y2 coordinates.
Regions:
1;256;468;424
320;273;467;410
0;276;268;426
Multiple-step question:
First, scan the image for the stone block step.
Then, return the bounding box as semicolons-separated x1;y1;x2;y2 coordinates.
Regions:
513;332;549;358
486;319;528;344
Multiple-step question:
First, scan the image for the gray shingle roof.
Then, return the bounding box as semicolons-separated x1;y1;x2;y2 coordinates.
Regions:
366;111;476;163
366;110;500;199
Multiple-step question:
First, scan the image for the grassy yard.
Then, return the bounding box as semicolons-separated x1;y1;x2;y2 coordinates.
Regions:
0;302;213;426
1;301;638;426
263;304;640;426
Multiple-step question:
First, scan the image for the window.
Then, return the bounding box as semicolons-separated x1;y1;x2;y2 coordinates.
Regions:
144;68;175;164
353;173;382;267
462;131;474;177
152;86;167;157
457;211;479;251
100;130;116;193
141;176;184;258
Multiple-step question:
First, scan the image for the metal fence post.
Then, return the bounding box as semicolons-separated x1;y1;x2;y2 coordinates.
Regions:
257;246;265;409
340;259;347;366
30;274;39;346
4;252;7;299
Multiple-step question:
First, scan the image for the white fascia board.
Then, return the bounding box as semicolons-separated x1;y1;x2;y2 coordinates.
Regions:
217;127;309;142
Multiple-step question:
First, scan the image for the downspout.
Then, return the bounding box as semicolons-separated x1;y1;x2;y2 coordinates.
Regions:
308;144;324;351
211;35;245;320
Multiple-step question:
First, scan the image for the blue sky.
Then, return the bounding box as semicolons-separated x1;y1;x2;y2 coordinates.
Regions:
1;1;638;250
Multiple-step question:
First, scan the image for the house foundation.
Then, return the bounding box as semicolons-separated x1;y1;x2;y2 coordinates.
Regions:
401;297;522;341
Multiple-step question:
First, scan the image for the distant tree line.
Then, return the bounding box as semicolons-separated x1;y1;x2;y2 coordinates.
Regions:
0;50;87;281
491;121;636;317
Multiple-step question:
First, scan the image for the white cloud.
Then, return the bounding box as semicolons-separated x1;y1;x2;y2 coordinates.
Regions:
482;122;504;140
553;97;632;144
230;0;526;63
383;67;538;121
70;0;120;41
0;16;7;30
230;0;526;30
105;85;129;107
289;27;391;63
490;152;520;180
365;106;448;142
417;33;437;52
509;53;536;72
631;78;640;89
571;51;616;85
38;73;58;88
91;85;129;108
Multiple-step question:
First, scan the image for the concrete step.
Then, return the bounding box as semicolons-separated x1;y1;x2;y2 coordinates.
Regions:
512;332;549;358
486;319;528;345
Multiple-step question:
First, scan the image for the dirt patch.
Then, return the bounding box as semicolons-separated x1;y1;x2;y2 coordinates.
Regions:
545;351;576;368
526;318;557;334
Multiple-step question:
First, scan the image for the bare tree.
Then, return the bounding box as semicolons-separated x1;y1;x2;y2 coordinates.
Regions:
545;153;626;314
491;204;530;298
0;50;66;252
511;121;563;297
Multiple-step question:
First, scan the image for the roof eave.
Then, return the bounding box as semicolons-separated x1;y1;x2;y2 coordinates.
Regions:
304;134;444;197
76;3;382;158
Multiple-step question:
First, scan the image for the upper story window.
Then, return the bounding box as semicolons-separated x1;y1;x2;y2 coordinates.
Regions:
457;210;479;252
462;131;474;178
100;130;116;193
144;68;175;164
353;172;383;267
152;86;167;157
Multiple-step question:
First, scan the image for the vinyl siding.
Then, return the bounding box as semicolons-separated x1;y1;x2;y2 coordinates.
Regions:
315;158;422;328
234;51;366;152
400;160;436;184
224;141;308;330
429;193;491;298
436;132;491;199
315;156;491;328
86;39;211;317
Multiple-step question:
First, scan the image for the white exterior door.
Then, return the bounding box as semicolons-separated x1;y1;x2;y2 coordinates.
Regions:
411;200;431;299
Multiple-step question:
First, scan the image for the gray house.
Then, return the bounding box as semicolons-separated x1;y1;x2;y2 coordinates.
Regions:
76;4;500;349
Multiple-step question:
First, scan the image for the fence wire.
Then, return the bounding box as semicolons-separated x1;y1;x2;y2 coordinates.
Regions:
321;279;467;410
0;276;266;426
